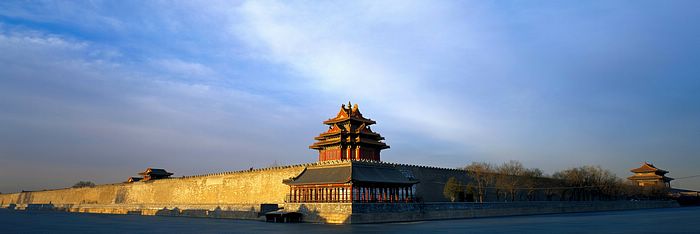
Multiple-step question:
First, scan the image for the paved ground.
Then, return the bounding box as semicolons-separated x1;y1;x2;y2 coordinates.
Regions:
1;206;698;233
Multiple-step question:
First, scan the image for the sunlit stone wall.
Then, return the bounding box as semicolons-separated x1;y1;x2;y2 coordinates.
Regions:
0;165;306;210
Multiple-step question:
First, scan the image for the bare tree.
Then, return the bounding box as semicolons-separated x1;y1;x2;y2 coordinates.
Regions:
464;162;495;203
495;160;527;202
522;168;544;201
552;165;624;201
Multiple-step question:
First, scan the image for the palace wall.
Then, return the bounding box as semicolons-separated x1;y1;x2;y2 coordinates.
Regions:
0;161;561;209
398;164;563;202
0;161;681;224
0;165;306;217
0;161;483;208
397;165;472;202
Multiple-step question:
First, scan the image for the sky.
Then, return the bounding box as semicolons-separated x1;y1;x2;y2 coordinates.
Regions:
0;0;699;193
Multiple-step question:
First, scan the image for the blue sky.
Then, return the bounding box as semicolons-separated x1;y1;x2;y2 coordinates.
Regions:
1;0;699;193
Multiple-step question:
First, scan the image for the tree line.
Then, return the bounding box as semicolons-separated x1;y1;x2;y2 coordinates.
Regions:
443;160;668;202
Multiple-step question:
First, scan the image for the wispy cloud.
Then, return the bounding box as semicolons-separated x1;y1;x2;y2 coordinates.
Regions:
0;27;313;192
233;1;492;141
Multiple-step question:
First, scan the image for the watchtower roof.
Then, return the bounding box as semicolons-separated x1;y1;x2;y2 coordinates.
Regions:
138;168;173;176
323;102;376;125
630;162;668;174
283;161;417;185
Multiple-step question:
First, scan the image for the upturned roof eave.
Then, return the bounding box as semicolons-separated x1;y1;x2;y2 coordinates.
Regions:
323;117;376;125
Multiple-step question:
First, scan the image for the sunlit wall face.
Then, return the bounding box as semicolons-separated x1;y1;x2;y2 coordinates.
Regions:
0;0;699;193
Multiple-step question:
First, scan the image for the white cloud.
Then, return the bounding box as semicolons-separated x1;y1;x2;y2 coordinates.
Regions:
0;28;314;192
233;1;490;143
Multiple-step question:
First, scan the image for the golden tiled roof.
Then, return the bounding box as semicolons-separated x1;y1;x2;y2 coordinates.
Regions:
630;162;668;174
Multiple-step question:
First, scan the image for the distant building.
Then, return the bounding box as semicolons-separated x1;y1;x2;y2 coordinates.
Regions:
627;162;673;187
137;168;173;181
126;177;142;183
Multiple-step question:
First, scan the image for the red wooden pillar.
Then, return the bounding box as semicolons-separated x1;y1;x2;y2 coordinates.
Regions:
379;187;384;202
367;187;371;202
404;187;408;202
397;187;401;202
388;187;392;202
353;186;357;202
361;187;365;202
375;187;378;202
363;187;370;202
386;187;389;202
374;187;378;202
394;187;398;202
365;187;369;202
366;187;370;202
357;187;363;201
360;187;364;202
359;187;363;202
387;187;391;202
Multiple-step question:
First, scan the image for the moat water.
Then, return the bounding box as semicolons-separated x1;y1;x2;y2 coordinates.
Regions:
1;206;698;233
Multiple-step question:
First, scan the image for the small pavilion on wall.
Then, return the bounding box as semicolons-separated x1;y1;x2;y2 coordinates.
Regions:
310;102;389;162
627;162;673;188
283;161;418;203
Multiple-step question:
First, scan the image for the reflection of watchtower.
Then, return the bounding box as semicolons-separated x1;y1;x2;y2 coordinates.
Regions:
627;162;673;188
138;168;173;181
310;102;389;162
